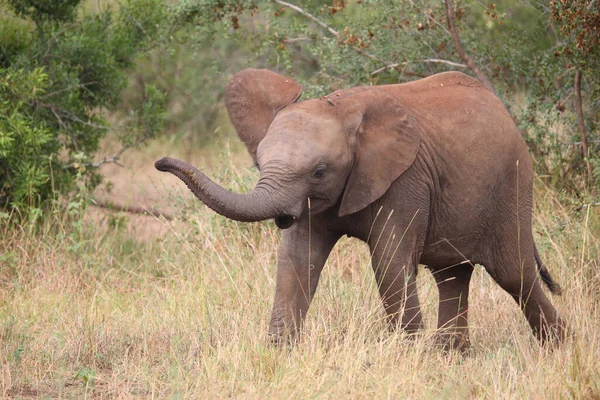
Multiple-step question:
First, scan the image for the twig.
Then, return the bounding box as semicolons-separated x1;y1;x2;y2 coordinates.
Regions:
72;135;150;169
273;0;450;79
417;59;467;68
47;105;66;129
425;12;452;36
35;100;152;170
61;111;108;130
273;0;382;63
91;198;174;220
444;0;497;94
561;139;600;146
273;0;338;36
41;82;98;99
115;0;149;36
574;70;594;184
371;63;401;75
36;101;109;130
283;37;313;43
372;59;467;75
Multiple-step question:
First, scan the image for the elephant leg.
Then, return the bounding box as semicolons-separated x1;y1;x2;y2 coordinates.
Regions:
268;219;340;343
370;243;423;334
431;263;474;352
484;247;565;344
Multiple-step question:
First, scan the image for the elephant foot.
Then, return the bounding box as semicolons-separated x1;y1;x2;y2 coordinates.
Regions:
268;318;300;347
435;330;471;354
385;308;424;334
534;318;569;347
267;331;299;347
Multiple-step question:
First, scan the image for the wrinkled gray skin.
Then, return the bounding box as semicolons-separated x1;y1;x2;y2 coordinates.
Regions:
156;69;566;351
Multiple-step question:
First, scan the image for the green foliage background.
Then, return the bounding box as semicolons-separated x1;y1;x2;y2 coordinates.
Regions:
1;0;598;217
119;0;600;195
0;0;168;215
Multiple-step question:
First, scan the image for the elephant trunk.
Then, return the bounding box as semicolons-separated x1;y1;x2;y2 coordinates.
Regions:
155;157;295;223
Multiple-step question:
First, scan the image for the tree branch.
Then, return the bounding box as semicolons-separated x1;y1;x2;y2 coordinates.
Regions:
35;101;154;170
36;101;109;130
444;0;497;94
574;70;594;184
419;58;468;68
372;59;467;75
66;134;150;169
115;0;149;36
41;81;98;99
425;12;452;36
91;198;174;220
561;139;600;146
273;0;382;63
275;0;487;84
273;0;338;36
283;37;313;43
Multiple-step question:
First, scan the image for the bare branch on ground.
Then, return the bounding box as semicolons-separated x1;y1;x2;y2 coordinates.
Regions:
91;198;174;220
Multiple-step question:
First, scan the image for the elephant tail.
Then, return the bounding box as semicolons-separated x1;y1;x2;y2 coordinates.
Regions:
534;245;562;295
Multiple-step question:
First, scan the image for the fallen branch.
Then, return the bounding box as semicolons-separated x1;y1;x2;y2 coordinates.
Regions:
444;0;497;94
91;198;174;220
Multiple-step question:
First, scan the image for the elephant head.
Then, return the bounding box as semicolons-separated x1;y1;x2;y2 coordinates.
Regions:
155;69;422;228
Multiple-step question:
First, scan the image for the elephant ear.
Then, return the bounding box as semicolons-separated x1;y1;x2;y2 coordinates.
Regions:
225;69;303;164
337;89;422;216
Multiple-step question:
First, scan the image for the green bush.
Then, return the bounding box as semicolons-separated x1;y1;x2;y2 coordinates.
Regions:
0;68;57;212
0;0;168;215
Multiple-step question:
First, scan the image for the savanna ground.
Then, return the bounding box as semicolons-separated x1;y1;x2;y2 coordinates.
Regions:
1;134;599;399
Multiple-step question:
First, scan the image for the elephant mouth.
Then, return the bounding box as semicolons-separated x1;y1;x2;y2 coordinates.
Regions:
274;215;296;229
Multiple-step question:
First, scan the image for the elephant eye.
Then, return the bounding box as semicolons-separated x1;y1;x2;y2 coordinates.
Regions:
312;166;326;180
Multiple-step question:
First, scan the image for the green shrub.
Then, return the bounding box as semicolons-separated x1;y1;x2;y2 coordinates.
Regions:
0;0;168;216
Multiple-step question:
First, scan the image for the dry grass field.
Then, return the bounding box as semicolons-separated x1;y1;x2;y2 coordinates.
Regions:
1;137;599;399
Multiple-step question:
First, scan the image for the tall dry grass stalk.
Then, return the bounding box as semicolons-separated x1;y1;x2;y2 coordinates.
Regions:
0;150;598;399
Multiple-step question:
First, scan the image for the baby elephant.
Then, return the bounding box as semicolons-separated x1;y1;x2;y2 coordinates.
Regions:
156;69;565;351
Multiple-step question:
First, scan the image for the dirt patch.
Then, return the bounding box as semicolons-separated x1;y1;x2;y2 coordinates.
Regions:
88;136;253;241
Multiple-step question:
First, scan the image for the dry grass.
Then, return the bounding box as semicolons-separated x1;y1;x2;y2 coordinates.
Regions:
0;140;599;399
